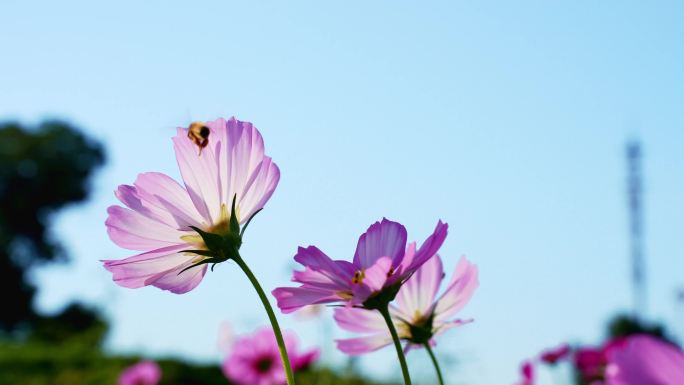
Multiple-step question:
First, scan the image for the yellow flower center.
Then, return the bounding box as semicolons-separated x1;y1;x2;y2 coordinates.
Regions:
179;203;235;246
351;270;365;285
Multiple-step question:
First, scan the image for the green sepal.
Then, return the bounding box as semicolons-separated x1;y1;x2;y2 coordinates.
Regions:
189;226;226;253
179;249;216;258
362;281;403;311
229;194;240;236
179;196;265;276
240;208;263;238
406;313;435;344
178;257;224;275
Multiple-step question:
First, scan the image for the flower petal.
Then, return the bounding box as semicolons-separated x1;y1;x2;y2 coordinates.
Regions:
292;267;342;291
105;205;187;251
607;335;684;385
351;256;393;305
115;172;205;230
402;220;448;275
432;318;473;337
388;242;416;286
271;287;340;314
132;172;205;228
334;307;387;334
335;334;394;356
353;218;407;268
102;244;195;289
293;246;354;289
215;117;280;223
236;156;280;223
173;125;222;224
149;261;207;294
433;256;479;324
395;254;445;322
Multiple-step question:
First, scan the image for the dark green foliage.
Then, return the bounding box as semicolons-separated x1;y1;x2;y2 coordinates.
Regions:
0;337;395;385
30;303;108;348
0;121;105;332
607;314;672;343
0;307;393;384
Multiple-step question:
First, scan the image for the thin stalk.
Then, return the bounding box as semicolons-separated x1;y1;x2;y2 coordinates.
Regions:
424;342;445;385
233;255;295;385
378;305;412;385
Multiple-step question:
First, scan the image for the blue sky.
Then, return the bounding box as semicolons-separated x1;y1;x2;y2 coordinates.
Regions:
1;1;683;383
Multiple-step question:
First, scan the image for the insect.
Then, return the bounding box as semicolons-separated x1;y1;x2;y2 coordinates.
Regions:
187;121;210;155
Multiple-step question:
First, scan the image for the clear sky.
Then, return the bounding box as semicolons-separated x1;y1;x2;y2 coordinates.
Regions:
1;1;683;384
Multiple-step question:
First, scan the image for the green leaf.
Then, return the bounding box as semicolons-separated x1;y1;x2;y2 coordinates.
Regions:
177;259;215;275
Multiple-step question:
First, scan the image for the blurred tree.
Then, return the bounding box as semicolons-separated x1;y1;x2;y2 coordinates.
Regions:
0;121;105;332
30;302;108;347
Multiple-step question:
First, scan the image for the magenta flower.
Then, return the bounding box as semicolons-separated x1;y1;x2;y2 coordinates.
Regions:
514;361;534;385
605;334;684;385
539;343;571;365
332;254;478;355
103;118;280;293
118;361;161;385
223;327;319;385
574;346;608;383
272;218;448;312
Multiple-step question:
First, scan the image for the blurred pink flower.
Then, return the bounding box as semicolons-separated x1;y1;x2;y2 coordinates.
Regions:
273;218;448;313
102;118;280;294
574;346;608;383
574;339;626;383
606;334;684;385
118;361;161;385
540;343;571;365
514;361;534;385
223;327;319;385
333;255;478;355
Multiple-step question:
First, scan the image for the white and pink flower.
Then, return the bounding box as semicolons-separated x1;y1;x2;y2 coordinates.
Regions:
333;254;479;354
103;118;279;294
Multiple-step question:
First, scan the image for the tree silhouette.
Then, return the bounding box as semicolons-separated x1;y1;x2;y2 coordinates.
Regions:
0;121;105;332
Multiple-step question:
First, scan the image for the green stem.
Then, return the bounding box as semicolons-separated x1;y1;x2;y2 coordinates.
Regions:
233;255;295;385
424;342;445;385
378;305;412;385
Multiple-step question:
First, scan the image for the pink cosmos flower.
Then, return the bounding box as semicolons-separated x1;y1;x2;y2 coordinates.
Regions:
574;346;608;383
605;334;684;385
118;361;161;385
574;339;626;384
272;218;448;313
223;327;319;385
539;343;571;365
333;254;478;355
103;118;280;293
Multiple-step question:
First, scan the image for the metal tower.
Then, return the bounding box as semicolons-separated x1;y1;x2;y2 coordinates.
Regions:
627;141;646;318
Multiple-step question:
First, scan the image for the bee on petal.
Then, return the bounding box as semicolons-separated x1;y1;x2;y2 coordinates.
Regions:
187;121;210;155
